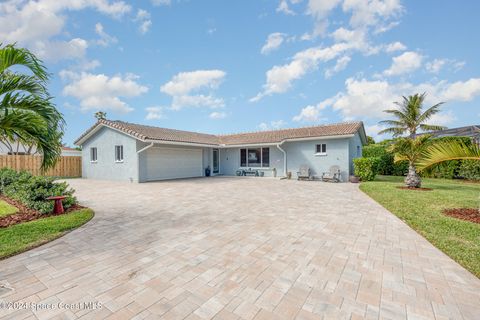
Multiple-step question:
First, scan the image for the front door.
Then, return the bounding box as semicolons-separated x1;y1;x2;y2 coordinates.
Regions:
213;149;219;174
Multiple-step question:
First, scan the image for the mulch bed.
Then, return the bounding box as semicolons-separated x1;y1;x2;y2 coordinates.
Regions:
396;186;433;191
443;208;480;224
0;195;84;228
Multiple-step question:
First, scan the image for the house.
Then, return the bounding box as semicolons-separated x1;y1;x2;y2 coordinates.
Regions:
423;125;480;145
74;119;366;182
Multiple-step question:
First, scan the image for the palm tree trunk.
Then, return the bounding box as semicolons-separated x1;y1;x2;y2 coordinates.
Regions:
405;162;421;188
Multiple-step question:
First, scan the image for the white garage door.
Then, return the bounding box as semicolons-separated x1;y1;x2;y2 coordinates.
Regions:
145;147;203;181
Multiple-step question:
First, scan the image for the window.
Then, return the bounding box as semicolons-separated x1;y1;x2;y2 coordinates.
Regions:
90;147;97;162
240;147;269;167
315;144;327;154
115;145;123;162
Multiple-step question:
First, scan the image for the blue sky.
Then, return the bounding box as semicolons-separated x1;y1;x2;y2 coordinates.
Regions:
1;0;479;145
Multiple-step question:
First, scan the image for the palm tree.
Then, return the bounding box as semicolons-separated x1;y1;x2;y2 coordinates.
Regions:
94;111;107;120
0;43;64;169
417;140;480;171
379;93;445;188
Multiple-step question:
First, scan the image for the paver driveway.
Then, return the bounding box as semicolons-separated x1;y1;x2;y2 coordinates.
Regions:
1;177;479;320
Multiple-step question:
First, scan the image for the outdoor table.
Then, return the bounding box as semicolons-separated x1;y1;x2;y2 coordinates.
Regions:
46;196;67;214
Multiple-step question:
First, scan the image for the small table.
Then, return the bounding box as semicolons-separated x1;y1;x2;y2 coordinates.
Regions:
46;196;67;214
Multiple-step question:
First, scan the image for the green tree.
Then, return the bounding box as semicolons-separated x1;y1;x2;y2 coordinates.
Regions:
0;44;64;169
366;136;375;145
378;93;445;187
94;111;107;120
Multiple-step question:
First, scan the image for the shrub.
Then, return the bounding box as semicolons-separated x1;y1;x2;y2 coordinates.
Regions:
458;160;480;181
0;168;76;214
391;160;409;176
421;160;460;179
363;144;394;175
354;157;381;181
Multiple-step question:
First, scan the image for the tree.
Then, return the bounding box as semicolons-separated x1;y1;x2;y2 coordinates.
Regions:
378;93;445;188
0;43;64;169
94;111;107;120
366;136;375;145
417;140;480;171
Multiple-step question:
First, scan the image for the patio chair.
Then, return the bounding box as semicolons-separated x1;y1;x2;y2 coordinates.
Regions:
322;165;341;182
297;165;312;180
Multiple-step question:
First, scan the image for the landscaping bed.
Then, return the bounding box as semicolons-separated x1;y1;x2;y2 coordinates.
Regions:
360;175;480;278
0;168;93;259
444;208;480;224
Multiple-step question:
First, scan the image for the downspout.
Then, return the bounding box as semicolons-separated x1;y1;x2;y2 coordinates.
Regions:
136;142;154;183
276;141;287;177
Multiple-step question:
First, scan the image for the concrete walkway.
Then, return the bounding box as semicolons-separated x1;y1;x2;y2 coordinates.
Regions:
0;177;479;319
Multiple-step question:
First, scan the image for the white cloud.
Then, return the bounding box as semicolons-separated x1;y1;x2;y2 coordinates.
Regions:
428;111;455;127
261;33;287;55
151;0;171;6
277;0;295;15
258;120;287;131
145;106;164;120
303;0;342;38
0;0;131;61
385;41;407;53
384;51;423;76
251;43;350;101
342;0;403;32
426;58;466;74
365;124;389;141
160;70;227;110
62;72;148;113
95;23;118;47
307;77;480;120
325;55;351;78
135;9;152;34
209;111;227;119
293;97;336;122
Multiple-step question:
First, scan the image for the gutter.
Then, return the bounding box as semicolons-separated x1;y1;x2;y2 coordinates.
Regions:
276;142;287;177
137;142;154;154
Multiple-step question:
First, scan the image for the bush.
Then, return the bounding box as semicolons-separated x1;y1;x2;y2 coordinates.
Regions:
354;157;381;181
421;160;460;179
458;160;480;181
0;168;76;214
391;160;409;176
363;144;394;175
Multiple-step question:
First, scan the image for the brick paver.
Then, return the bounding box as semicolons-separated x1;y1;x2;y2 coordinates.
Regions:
0;177;479;319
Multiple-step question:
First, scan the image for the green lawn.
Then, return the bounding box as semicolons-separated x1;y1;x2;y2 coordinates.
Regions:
0;200;18;218
0;208;94;259
360;176;480;278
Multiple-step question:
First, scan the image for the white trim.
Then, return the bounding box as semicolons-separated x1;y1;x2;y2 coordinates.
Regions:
220;134;354;148
137;142;154;154
76;123;142;145
276;143;287;177
314;153;327;156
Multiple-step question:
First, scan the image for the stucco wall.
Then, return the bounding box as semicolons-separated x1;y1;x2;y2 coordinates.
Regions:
282;138;351;181
219;146;284;177
348;132;363;174
81;127;138;182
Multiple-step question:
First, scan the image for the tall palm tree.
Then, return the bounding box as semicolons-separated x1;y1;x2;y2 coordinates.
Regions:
0;43;64;169
417;140;480;171
379;93;445;188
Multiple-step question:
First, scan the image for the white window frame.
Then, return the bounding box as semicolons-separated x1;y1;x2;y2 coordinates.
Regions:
315;143;327;156
240;147;270;168
115;145;124;163
90;147;97;163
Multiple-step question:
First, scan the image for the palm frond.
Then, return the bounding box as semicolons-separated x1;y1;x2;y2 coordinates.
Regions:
0;72;47;97
417;140;480;171
0;44;49;81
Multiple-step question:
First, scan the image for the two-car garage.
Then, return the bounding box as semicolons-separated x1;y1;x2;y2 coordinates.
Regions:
144;147;204;181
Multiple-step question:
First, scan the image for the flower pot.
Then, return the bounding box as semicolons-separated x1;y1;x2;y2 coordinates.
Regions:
349;175;360;183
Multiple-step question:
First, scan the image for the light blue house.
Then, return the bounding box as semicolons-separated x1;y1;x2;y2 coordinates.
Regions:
74;119;366;182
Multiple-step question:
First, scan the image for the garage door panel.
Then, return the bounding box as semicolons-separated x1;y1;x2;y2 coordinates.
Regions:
146;147;203;181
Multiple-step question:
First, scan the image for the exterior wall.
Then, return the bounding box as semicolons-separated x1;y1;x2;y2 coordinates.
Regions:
282;138;351;181
137;142;212;182
61;149;82;157
81;127;139;182
219;146;284;177
348;133;363;175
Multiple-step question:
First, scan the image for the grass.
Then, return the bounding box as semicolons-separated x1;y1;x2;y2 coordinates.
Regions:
360;175;480;278
0;208;94;259
0;200;18;218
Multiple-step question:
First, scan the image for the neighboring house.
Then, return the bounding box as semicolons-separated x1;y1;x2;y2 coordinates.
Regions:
422;125;480;145
74;119;366;182
0;142;81;157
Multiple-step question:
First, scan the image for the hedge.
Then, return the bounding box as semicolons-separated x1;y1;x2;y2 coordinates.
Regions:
0;168;77;214
353;157;381;181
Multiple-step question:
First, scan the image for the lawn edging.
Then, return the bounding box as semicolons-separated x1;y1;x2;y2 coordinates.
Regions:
0;208;94;260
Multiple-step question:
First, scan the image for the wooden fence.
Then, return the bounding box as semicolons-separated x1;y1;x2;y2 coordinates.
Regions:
0;155;82;177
